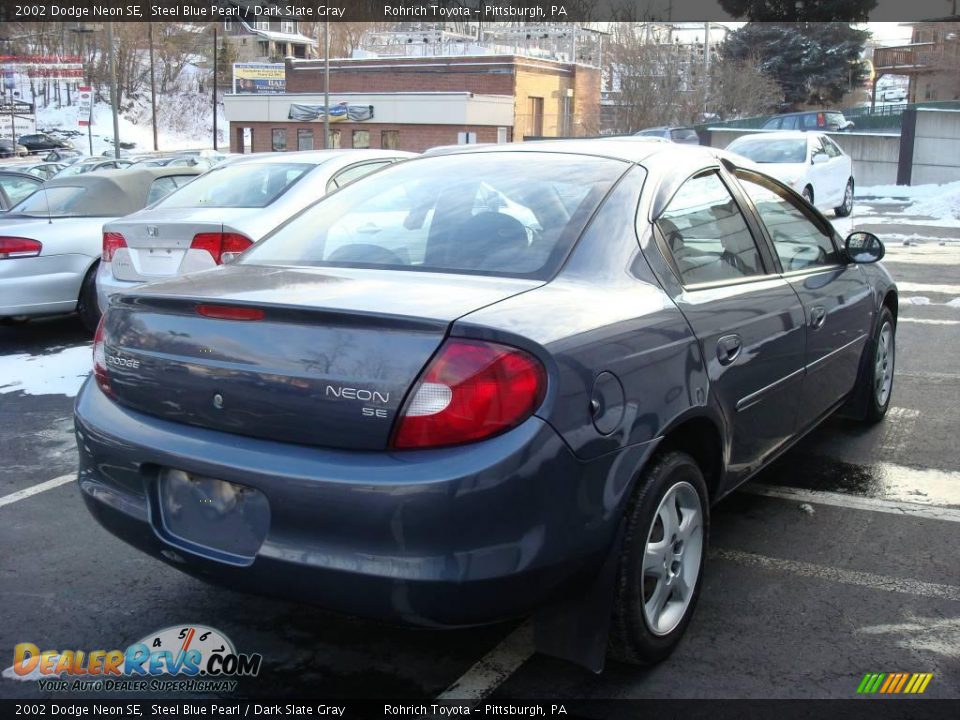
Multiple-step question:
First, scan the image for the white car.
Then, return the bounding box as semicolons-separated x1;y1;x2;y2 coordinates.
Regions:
96;149;414;312
725;131;854;217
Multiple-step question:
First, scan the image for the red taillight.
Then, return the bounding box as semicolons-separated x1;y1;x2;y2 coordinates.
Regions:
391;339;546;450
92;316;113;397
190;232;253;265
102;231;127;262
196;304;264;321
0;236;42;259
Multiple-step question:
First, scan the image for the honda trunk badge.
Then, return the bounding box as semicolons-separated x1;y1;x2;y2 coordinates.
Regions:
212;393;224;410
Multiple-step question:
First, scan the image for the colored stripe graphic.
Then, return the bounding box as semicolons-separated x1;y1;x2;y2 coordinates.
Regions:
858;673;933;694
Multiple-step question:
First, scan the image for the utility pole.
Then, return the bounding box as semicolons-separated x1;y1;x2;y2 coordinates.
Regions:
148;23;158;151
212;23;218;151
107;21;120;159
323;19;330;148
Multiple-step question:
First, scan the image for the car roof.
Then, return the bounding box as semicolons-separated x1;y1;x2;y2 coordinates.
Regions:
41;166;205;215
729;131;813;142
414;138;719;166
229;149;415;166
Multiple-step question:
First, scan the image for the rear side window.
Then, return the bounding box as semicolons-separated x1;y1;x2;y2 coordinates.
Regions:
736;172;840;271
9;186;90;217
656;172;764;286
241;152;626;280
146;175;196;205
670;128;698;143
326;161;393;192
153;162;313;209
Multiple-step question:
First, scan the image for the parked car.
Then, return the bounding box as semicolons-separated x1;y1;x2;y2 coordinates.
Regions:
0;166;204;330
0;170;43;211
0;138;29;158
96;149;414;312
18;133;73;153
634;126;701;144
761;110;855;132
878;87;907;103
77;141;896;671
19;162;67;180
725;131;855;216
53;158;134;178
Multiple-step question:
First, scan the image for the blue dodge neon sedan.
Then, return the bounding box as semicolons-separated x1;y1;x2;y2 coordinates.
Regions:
75;141;896;671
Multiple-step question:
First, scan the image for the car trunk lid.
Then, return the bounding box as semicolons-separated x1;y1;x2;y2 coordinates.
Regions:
106;208;259;281
99;264;540;450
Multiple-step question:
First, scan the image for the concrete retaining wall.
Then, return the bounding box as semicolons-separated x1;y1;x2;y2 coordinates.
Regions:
911;109;960;185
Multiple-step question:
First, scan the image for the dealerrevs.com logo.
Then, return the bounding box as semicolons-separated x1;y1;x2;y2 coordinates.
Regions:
4;625;262;693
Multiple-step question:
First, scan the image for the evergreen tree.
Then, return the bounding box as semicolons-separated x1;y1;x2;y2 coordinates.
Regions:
719;0;876;22
722;23;869;106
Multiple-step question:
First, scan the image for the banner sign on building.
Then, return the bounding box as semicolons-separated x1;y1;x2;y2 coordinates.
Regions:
288;102;375;122
77;86;93;128
232;63;286;94
0;56;84;81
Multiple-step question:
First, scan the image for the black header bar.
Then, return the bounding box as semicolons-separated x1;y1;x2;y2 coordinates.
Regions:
0;0;958;23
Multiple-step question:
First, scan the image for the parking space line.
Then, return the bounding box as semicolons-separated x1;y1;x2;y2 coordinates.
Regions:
898;318;960;325
435;622;534;701
711;548;960;602
743;484;960;523
0;474;74;509
896;282;960;295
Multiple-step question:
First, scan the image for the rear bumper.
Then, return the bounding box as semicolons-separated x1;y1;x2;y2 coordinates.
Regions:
0;254;91;317
96;262;142;314
74;379;655;627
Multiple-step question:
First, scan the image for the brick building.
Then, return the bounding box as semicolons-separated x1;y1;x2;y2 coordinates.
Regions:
223;51;601;154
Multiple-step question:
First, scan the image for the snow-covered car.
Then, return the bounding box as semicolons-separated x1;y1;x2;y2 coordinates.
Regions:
96;149;414;312
725;131;855;217
0;166;204;331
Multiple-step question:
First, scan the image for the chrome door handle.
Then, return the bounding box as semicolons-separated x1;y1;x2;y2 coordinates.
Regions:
810;306;827;330
717;334;742;366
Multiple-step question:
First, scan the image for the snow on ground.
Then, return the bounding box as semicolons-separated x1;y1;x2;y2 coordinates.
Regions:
857;181;960;227
0;345;92;397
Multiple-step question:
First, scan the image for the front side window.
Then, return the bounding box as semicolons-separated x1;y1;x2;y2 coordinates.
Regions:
153;162;314;209
240;152;627;280
656;171;764;286
271;128;287;152
736;172;841;271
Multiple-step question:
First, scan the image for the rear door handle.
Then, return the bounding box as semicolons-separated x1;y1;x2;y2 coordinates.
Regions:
717;334;742;366
810;306;827;330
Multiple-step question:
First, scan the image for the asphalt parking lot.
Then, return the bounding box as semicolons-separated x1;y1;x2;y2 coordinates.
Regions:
1;199;958;702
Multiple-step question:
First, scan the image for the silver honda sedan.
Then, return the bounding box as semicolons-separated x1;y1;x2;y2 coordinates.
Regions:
96;149;414;312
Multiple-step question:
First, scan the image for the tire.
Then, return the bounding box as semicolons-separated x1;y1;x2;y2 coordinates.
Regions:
608;451;709;665
802;186;814;204
834;179;854;217
861;306;896;423
76;262;101;334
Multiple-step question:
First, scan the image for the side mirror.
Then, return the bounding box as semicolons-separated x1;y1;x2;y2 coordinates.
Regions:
845;231;884;264
811;152;829;165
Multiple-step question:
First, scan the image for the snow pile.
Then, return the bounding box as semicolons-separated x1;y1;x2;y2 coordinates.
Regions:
910;185;960;220
0;345;92;397
859;180;960;221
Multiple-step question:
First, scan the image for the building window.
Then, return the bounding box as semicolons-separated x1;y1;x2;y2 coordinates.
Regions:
224;21;232;31
281;21;296;34
497;127;509;144
272;128;288;151
353;130;370;149
298;129;314;151
328;130;341;149
258;41;269;56
256;21;269;30
381;130;399;149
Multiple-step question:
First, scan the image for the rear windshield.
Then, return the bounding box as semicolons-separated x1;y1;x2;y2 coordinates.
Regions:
153;162;314;209
240;152;627;280
8;186;90;217
670;128;698;142
728;138;807;164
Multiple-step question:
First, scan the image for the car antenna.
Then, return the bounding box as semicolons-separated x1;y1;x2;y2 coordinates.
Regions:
41;180;53;224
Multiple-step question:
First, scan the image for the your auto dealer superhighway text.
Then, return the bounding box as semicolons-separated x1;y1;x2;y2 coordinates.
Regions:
35;706;344;717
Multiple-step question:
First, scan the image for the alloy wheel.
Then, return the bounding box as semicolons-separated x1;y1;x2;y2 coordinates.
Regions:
875;321;894;407
641;481;704;636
